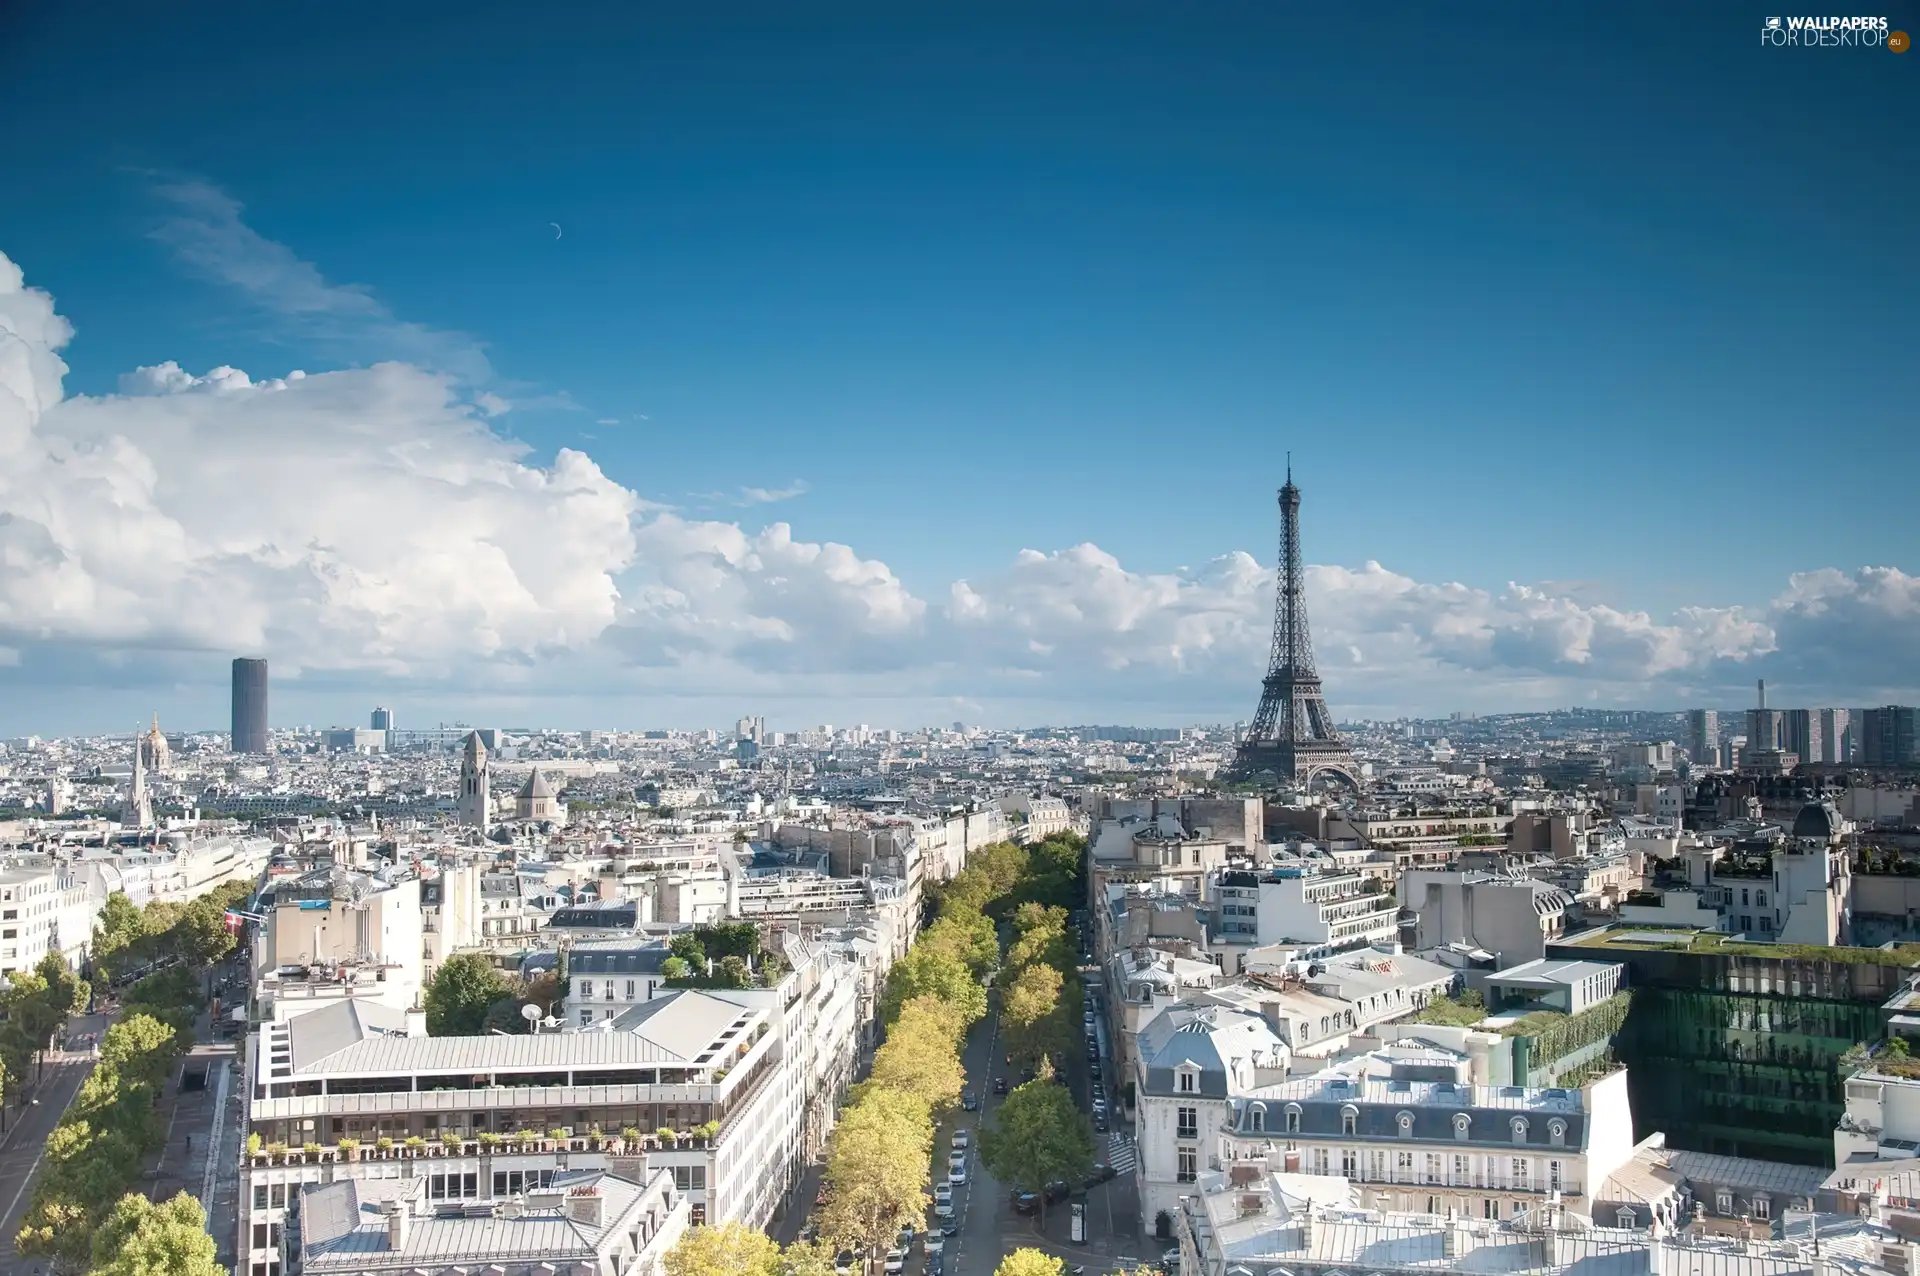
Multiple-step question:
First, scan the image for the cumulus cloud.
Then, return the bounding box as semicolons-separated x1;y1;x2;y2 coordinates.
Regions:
0;251;637;674
1;244;1912;720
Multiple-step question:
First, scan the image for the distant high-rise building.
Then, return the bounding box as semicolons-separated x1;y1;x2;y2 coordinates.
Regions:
1686;709;1719;767
1782;709;1818;763
1863;706;1919;766
230;657;269;754
371;706;394;731
1746;681;1783;757
1820;708;1853;764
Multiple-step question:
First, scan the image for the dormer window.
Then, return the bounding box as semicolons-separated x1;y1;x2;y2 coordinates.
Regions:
1396;1111;1414;1137
1510;1116;1529;1144
1285;1104;1301;1133
1177;1065;1198;1094
1250;1103;1266;1133
1548;1119;1566;1147
1452;1113;1471;1141
1341;1105;1358;1136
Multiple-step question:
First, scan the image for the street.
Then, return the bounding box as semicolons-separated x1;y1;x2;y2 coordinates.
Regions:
789;978;1143;1276
0;1008;113;1276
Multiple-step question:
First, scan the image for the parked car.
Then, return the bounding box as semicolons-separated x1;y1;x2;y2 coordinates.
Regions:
949;1162;968;1184
993;1077;1008;1095
1094;1115;1108;1133
1012;1190;1039;1215
883;1248;906;1274
1084;1162;1117;1186
962;1092;979;1111
1044;1179;1072;1203
951;1128;970;1149
927;1230;945;1254
834;1253;855;1276
948;1149;966;1169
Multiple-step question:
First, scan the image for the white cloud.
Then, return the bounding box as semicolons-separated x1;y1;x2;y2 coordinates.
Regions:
1;246;1912;721
738;481;809;505
0;251;637;675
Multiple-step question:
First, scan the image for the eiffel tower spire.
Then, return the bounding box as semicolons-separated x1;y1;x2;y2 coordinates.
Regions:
1231;470;1360;787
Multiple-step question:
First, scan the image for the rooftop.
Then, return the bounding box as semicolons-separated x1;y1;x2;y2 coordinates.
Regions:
1558;926;1920;967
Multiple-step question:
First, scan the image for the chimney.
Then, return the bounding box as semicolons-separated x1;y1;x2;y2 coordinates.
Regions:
564;1187;604;1228
385;1201;410;1252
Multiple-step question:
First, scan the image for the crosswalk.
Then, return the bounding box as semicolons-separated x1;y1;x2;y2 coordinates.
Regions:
1106;1130;1138;1176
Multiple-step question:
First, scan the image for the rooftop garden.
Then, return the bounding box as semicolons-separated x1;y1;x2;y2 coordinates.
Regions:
1409;988;1488;1027
1566;926;1920;966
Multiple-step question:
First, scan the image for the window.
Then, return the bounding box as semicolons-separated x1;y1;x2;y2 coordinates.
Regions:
1313;1148;1329;1174
1249;1104;1265;1132
1547;1119;1566;1147
1285;1104;1301;1133
1178;1107;1198;1139
1454;1154;1469;1185
1617;1208;1638;1228
1397;1111;1414;1137
1756;890;1768;906
1716;1191;1733;1214
1741;888;1750;906
626;979;637;997
1396;1151;1413;1181
580;1009;594;1023
1512;1158;1529;1191
1342;1107;1358;1136
1177;1147;1197;1184
252;1224;268;1249
1754;1198;1771;1220
1342;1150;1358;1177
1178;1069;1197;1094
1369;1150;1386;1182
580;979;594;997
1510;1117;1528;1144
1484;1199;1500;1220
1549;1160;1562;1191
1425;1153;1441;1184
1452;1113;1471;1140
253;1185;268;1209
270;1183;286;1209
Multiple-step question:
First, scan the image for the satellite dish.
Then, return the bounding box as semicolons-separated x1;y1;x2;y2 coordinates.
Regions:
520;1003;541;1024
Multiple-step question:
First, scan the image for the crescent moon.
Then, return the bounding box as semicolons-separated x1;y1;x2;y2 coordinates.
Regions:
551;223;563;240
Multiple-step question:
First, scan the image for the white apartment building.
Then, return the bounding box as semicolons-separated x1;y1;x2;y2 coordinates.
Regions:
1836;1063;1920;1167
287;1166;688;1276
1398;869;1574;966
242;942;862;1276
256;866;426;1019
1210;865;1401;958
1231;1059;1636;1223
1134;1003;1291;1228
0;857;95;975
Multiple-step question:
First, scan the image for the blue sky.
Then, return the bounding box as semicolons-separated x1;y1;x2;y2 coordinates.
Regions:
0;2;1914;733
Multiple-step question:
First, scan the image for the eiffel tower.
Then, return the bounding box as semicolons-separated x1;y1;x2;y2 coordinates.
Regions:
1230;465;1361;787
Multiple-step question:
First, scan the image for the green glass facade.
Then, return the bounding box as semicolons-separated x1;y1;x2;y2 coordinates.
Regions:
1546;940;1912;1167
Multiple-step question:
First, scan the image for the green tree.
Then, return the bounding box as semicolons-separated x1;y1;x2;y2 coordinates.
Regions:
819;1090;931;1264
663;1221;784;1276
879;945;986;1026
781;1238;840;1276
91;892;149;984
869;999;966;1113
423;952;513;1036
995;1251;1065;1276
921;910;999;980
98;1014;180;1093
977;1073;1096;1225
0;953;87;1083
1001;962;1067;1069
87;1191;224;1276
660;956;694;982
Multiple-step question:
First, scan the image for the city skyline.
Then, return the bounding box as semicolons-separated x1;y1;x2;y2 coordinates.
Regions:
0;3;1914;734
